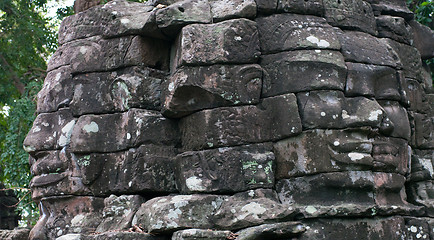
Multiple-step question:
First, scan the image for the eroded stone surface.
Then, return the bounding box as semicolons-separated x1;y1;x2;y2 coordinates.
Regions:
261;50;346;97
175;143;274;193
180;93;302;150
210;0;256;22
172;229;232;240
162;64;262;118
172;18;260;68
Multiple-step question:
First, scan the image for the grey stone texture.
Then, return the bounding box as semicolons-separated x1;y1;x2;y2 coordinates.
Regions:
24;0;434;239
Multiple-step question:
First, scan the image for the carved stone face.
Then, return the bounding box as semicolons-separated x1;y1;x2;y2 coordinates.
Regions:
23;0;433;239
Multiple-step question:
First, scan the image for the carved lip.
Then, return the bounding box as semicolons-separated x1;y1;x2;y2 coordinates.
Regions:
31;173;67;187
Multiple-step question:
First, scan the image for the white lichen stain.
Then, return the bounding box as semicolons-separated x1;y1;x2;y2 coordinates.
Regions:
305;206;317;214
127;133;131;140
83;121;99;133
33;126;41;133
333;141;340;146
237;202;267;220
368;110;382;121
71;214;85;226
348;152;365;160
306;36;330;48
120;18;130;25
186;176;206;191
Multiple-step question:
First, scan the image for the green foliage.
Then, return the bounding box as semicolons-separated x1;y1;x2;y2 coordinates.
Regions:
0;0;57;227
407;0;434;28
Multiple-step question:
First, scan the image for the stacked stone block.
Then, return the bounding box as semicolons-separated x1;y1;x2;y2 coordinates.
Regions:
23;0;433;239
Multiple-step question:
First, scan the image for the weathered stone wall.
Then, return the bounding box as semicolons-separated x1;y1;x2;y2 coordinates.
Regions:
23;0;433;239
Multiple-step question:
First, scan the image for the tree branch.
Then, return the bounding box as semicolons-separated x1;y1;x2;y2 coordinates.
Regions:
0;52;25;95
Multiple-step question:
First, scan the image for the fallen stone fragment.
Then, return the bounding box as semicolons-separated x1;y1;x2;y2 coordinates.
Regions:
409;20;434;60
212;189;296;230
172;229;233;240
277;0;324;16
299;216;407;240
133;194;226;232
367;0;414;21
71;66;166;115
162;64;262;118
345;62;401;101
256;14;340;53
78;144;177;195
273;128;374;179
174;143;275;193
296;90;386;129
180;93;302;150
70;109;179;153
23;109;76;153
235;221;306;240
96;195;146;232
323;0;377;35
384;39;424;81
210;0;256;22
29;196;104;240
48;36;170;73
37;66;73;113
277;171;412;218
337;30;400;68
156;0;212;37
261;50;346;97
376;15;413;45
172;18;260;68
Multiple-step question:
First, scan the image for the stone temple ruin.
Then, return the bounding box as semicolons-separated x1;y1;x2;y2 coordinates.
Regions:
23;0;433;239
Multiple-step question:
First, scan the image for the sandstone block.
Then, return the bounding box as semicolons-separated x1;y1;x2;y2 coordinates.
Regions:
256;14;341;54
376;15;413;45
70;109;179;153
323;0;377;35
401;78;431;113
404;217;432;240
299;217;406;240
172;229;233;240
409;149;433;182
162;64;262;118
174;143;274;193
407;180;434;216
29;196;104;239
71;67;165;115
255;0;277;13
133;194;226;232
411;112;434;149
180;93;302;150
378;101;411;140
24;109;76;153
345;62;401;101
37;66;73;113
338;30;400;68
277;171;411;218
155;0;212;37
48;36;170;73
274;129;374;179
57;232;166;240
297;90;386;129
367;0;414;20
96;195;146;232
385;39;424;81
235;222;305;240
212;189;296;230
261;50;346;97
409;20;434;60
210;0;257;22
372;137;409;176
277;0;324;15
78;144;177;195
172;19;260;68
